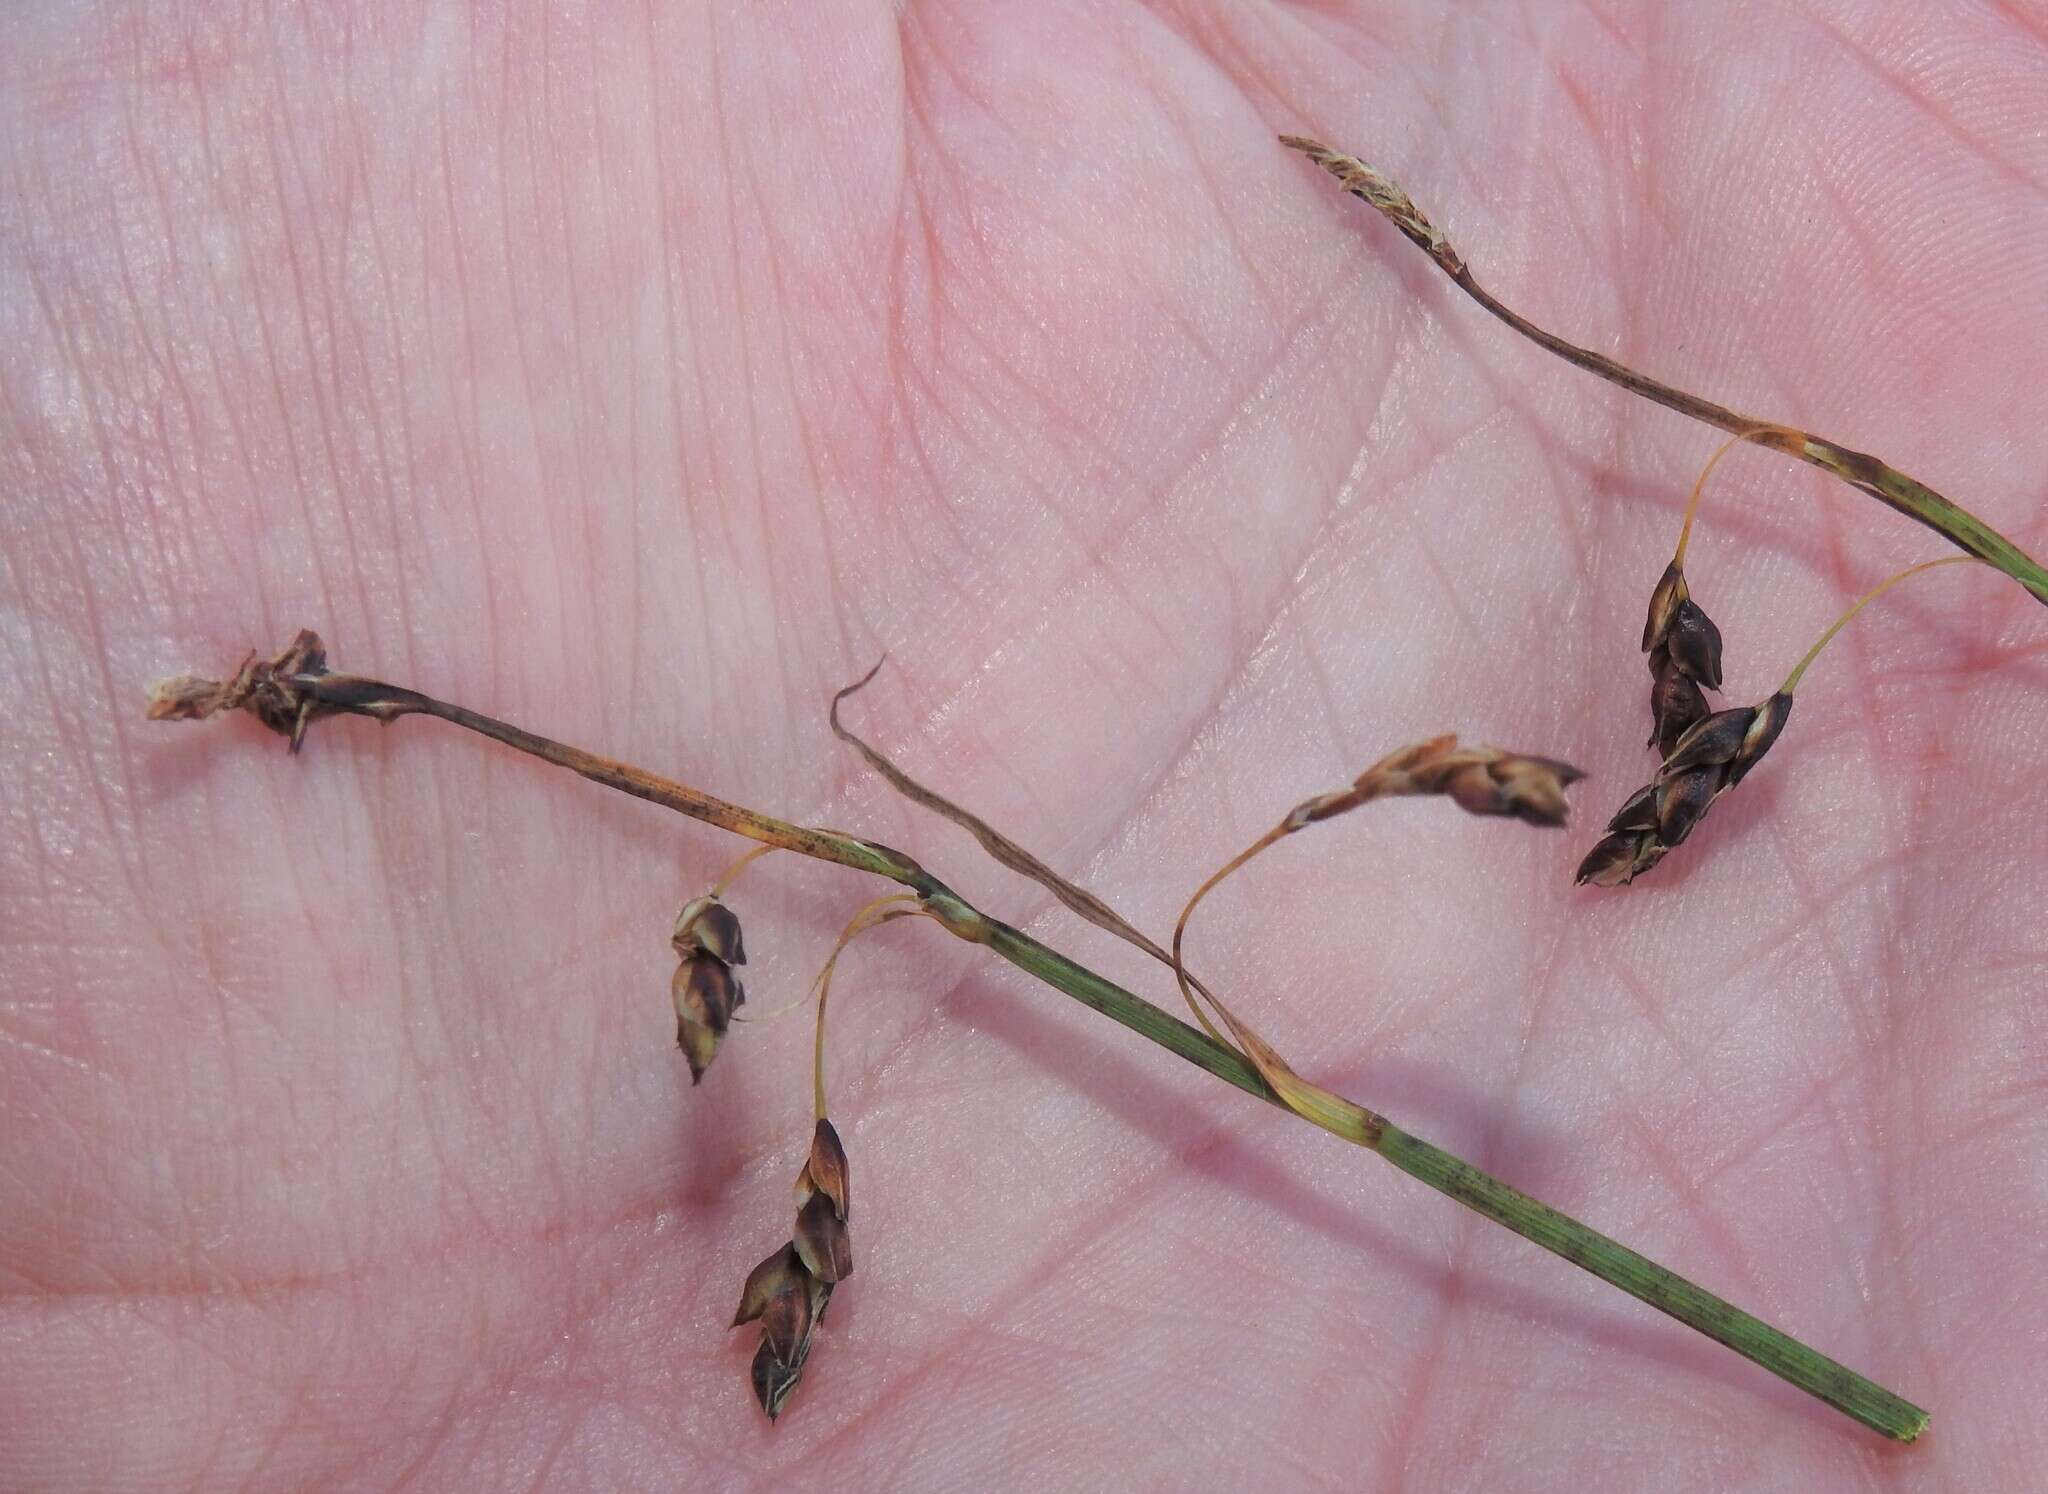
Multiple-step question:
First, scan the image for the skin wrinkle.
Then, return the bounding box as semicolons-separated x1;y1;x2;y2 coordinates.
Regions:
699;3;780;772
6;2;2048;1485
900;239;1392;703
344;108;425;683
1392;867;1579;1483
261;100;377;658
635;1;722;765
794;1104;1312;1469
879;362;1312;900
111;95;195;611
19;267;159;904
432;93;505;706
1805;5;2048;199
725;43;835;743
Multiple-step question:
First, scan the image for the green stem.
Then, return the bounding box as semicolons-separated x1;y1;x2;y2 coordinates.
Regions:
286;666;1927;1441
975;913;1925;1442
1373;1125;1927;1442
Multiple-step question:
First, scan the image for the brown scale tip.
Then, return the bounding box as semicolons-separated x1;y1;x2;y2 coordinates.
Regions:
1576;832;1640;887
1652;766;1722;847
673;897;746;966
1727;692;1793;787
1604;783;1659;834
676;1018;721;1085
1642;561;1689;654
800;1119;851;1221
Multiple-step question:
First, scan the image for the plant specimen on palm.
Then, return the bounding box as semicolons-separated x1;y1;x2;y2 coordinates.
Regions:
142;135;2048;1445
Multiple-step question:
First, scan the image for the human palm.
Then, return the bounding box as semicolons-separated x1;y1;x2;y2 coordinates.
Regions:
5;2;2046;1487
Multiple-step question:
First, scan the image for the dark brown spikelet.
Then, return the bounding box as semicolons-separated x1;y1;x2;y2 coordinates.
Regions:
1576;693;1794;886
670;895;746;1083
734;1121;855;1420
1642;562;1726;755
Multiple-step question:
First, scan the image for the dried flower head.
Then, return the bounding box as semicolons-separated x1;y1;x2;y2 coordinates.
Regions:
1337;736;1584;828
1577;693;1793;886
733;1119;854;1420
145;628;337;751
1642;561;1727;756
670;895;746;1083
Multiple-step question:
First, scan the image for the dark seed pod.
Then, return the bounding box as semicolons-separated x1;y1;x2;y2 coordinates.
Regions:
1652;767;1721;847
1641;558;1725;765
793;1189;853;1283
1605;782;1659;834
751;1337;804;1420
1574;829;1668;887
674;954;742;1028
1580;692;1792;888
734;1121;857;1420
1664;599;1725;690
672;954;744;1084
673;896;747;965
669;894;749;1084
1658;706;1757;780
1728;692;1793;787
1648;648;1711;756
748;1274;831;1424
1642;561;1689;654
758;1272;815;1364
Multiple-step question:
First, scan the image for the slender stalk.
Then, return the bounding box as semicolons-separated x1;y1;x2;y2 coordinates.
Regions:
711;843;779;899
1673;428;1772;571
810;895;921;1119
1780;556;1976;695
1279;135;2048;609
1372;1125;1926;1441
255;662;1928;1441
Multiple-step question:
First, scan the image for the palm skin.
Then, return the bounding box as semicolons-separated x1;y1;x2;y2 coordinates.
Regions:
4;0;2047;1487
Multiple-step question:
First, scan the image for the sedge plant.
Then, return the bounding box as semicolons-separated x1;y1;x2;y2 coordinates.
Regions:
140;136;2048;1445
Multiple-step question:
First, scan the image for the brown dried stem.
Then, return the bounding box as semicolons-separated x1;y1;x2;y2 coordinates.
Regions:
1279;135;2048;609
